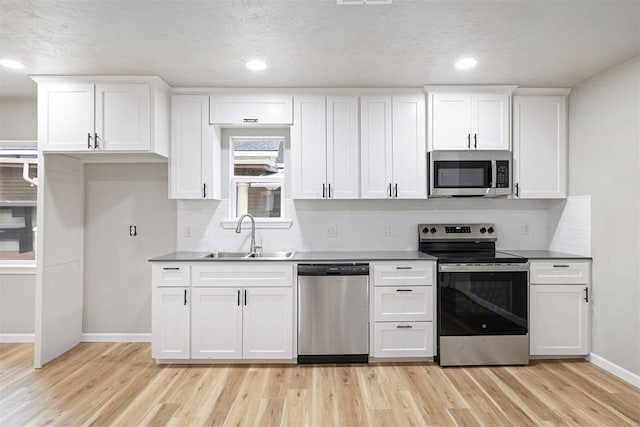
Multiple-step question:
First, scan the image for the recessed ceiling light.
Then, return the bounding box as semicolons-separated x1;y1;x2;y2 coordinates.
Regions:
246;60;267;71
0;59;25;70
455;58;478;70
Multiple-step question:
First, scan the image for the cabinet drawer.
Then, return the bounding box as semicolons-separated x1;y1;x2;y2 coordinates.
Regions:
192;263;294;287
374;286;433;322
152;263;190;287
530;260;590;284
209;95;293;125
373;322;433;358
373;262;434;286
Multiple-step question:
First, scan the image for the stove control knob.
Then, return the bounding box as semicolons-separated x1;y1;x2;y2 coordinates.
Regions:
480;227;487;234
430;227;437;234
422;227;429;234
488;227;495;234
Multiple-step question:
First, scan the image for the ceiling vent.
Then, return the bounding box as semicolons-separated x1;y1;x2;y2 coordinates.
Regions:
336;0;392;5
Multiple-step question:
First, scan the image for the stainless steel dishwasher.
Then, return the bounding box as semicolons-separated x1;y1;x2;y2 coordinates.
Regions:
297;263;369;364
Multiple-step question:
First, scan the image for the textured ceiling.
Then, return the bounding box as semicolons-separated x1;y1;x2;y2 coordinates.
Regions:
1;0;639;97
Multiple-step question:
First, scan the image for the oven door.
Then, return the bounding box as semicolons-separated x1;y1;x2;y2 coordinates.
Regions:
438;263;529;336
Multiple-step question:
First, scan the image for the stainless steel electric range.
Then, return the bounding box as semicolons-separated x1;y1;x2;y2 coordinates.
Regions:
419;224;529;366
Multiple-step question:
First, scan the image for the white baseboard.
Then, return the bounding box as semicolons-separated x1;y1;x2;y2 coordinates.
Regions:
588;352;640;388
81;333;152;343
0;333;34;343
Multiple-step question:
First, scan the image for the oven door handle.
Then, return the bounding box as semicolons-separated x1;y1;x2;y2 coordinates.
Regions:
439;263;529;273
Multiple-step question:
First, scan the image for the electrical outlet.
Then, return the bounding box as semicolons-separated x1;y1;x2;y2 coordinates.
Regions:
522;223;529;235
184;226;192;237
326;225;337;238
384;224;392;237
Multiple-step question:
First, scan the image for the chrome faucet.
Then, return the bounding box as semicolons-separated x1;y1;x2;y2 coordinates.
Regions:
235;213;256;253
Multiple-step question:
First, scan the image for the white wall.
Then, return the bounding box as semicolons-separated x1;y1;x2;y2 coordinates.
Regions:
0;96;37;140
83;163;176;335
568;56;640;377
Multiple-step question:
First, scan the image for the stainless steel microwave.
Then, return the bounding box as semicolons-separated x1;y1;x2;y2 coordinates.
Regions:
428;150;512;197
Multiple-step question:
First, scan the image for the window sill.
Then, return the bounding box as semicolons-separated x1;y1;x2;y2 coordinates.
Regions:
0;263;36;275
221;219;293;230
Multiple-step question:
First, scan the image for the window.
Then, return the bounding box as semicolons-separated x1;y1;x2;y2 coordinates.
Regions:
230;137;285;220
0;147;37;262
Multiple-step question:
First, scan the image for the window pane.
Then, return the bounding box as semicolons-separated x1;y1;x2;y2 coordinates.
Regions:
236;183;282;218
0;164;37;261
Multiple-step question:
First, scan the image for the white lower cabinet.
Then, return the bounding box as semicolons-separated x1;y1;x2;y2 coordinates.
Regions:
529;259;591;357
371;261;436;359
152;262;294;363
152;286;190;359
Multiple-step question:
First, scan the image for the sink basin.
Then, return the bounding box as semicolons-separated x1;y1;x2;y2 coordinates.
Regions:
247;251;295;259
202;251;294;260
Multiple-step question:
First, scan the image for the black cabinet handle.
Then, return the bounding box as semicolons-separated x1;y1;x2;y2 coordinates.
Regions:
87;133;92;149
328;183;332;198
396;289;413;292
396;266;413;270
584;287;589;302
183;289;187;306
244;289;247;306
388;183;392;198
163;267;180;270
203;183;207;198
94;133;99;149
237;289;241;306
553;264;570;268
243;118;258;123
467;133;471;149
515;183;520;197
322;184;326;198
394;183;398;198
474;133;477;149
396;325;413;329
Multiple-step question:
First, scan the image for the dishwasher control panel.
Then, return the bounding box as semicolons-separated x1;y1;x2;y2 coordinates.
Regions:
297;263;370;276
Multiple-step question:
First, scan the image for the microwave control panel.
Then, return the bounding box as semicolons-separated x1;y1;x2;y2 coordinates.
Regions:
496;161;510;188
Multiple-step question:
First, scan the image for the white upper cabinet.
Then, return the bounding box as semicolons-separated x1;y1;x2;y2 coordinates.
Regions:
291;95;359;199
170;95;221;200
427;88;512;151
36;77;169;155
360;95;426;199
209;95;293;125
513;93;568;199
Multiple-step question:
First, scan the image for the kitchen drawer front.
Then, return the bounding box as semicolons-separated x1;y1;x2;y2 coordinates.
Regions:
209;95;293;125
373;261;435;287
152;263;190;287
530;260;590;284
373;322;433;358
374;286;433;322
192;262;294;287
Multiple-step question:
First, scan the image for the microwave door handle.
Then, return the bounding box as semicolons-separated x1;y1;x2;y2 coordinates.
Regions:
490;160;497;189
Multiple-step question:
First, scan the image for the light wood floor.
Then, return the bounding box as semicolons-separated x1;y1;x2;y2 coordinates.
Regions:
1;343;639;426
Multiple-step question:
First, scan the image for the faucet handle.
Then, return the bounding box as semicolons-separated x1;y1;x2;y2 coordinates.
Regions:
254;244;263;253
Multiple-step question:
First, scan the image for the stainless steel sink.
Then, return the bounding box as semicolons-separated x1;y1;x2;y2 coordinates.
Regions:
247;251;295;259
202;251;294;260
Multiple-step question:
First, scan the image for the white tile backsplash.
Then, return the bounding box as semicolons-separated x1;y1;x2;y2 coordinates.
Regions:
177;198;552;253
548;196;592;257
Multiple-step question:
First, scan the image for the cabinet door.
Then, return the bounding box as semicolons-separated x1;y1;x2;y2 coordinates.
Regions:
530;284;589;356
360;96;393;199
152;287;190;359
373;322;433;358
191;287;243;359
326;96;359;199
242;287;293;359
38;83;95;151
373;262;435;287
209;95;293;125
95;84;150;151
471;93;510;150
291;96;327;199
170;95;215;199
430;93;471;150
513;96;567;198
392;95;426;199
